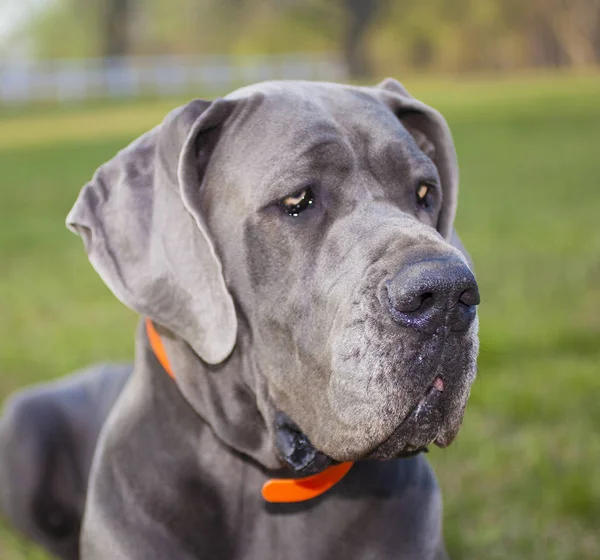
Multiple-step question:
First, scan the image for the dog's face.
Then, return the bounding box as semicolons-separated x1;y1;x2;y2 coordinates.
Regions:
201;82;479;468
67;79;479;473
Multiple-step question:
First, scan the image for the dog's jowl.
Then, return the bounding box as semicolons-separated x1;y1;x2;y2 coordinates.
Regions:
1;78;479;560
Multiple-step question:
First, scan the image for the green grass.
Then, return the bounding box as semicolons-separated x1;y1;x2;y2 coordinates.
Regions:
1;72;599;559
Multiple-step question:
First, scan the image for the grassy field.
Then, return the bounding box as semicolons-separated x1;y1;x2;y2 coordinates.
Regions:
1;73;599;559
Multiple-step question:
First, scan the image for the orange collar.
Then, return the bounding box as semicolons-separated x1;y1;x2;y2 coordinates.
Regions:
145;318;353;503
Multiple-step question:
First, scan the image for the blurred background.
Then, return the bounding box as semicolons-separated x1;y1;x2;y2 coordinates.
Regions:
0;0;599;558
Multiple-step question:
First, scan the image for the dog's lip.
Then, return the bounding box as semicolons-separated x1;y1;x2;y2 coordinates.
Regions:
413;375;444;408
399;375;445;442
395;376;445;431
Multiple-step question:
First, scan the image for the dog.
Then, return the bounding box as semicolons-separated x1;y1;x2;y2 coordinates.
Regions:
3;77;479;559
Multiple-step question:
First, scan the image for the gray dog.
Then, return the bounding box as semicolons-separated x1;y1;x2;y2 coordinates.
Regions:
2;78;479;559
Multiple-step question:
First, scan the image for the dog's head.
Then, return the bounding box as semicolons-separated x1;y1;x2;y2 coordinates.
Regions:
68;79;479;473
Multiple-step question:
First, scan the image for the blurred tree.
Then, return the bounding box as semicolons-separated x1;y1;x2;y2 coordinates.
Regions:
342;0;384;79
101;0;134;58
543;0;600;68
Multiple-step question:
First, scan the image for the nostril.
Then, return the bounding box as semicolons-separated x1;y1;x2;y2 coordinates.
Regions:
458;287;480;307
419;292;434;312
387;285;435;314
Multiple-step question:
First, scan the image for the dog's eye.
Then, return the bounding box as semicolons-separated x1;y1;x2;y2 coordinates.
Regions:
280;187;314;216
416;184;431;208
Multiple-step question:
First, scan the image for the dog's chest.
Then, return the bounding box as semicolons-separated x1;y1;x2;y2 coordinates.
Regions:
190;456;446;560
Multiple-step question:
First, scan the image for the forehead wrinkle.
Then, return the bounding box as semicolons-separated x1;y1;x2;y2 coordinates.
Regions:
254;118;353;178
397;137;438;178
298;136;353;168
255;142;353;206
240;94;347;154
360;121;438;186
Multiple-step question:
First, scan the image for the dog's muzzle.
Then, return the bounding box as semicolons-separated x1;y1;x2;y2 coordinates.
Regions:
275;255;479;473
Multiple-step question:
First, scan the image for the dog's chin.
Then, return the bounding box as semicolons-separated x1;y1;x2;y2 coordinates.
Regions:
273;412;429;476
274;377;456;473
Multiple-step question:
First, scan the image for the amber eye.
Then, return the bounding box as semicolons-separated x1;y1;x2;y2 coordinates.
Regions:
280;187;314;216
416;184;431;208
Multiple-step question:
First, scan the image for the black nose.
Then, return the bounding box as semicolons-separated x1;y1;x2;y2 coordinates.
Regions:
385;258;479;333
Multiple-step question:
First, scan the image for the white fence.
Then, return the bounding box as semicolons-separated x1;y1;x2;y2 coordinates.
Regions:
0;53;347;104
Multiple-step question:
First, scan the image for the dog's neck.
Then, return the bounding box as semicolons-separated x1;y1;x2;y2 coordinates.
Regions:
143;319;354;503
140;319;281;471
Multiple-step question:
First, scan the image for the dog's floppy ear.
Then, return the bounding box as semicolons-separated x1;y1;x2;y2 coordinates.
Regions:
375;77;458;240
67;99;238;365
